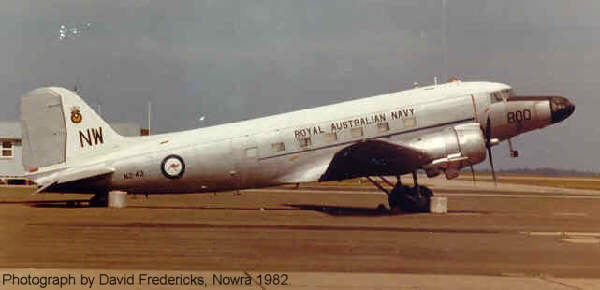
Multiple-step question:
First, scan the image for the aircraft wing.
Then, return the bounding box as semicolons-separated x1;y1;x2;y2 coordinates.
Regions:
319;139;431;181
29;165;115;193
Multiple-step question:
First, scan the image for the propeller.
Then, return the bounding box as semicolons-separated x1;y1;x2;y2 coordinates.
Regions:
484;116;497;186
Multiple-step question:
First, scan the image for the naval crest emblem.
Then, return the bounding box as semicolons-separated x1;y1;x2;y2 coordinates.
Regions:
71;107;82;124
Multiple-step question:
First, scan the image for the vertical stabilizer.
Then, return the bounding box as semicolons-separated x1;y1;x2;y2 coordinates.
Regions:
20;87;123;170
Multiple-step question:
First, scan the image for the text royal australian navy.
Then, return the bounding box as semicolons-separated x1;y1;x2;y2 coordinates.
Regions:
294;108;415;138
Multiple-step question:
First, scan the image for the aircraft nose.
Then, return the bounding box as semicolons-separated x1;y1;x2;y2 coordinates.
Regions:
550;96;575;123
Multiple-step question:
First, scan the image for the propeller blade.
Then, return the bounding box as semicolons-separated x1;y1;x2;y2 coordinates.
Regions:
485;116;492;144
488;146;497;185
485;116;497;186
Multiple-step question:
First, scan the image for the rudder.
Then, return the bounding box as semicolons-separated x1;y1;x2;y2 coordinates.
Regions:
20;87;122;170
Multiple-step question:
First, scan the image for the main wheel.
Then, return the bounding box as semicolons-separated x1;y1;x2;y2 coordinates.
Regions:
418;185;433;198
412;185;433;212
388;185;414;213
388;185;433;213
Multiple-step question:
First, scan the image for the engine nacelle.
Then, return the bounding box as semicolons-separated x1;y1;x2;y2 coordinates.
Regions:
407;123;487;179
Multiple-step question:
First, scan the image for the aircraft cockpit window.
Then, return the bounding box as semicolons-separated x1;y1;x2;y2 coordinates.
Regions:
490;89;514;103
500;89;514;99
490;92;503;103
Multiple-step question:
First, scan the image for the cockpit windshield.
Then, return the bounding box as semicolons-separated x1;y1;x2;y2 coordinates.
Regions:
490;89;514;103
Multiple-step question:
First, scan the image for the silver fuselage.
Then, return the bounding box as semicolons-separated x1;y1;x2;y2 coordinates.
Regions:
80;81;567;194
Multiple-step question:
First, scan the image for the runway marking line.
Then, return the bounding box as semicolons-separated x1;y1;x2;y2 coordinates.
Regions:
249;188;600;199
27;222;503;235
521;232;600;237
553;212;588;216
561;238;600;244
521;231;600;244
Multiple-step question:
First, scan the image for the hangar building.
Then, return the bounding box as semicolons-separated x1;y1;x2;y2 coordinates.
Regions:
0;121;141;181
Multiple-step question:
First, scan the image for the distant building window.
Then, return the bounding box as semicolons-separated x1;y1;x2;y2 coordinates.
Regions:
1;141;12;158
271;142;285;153
351;127;363;138
323;132;337;143
298;137;312;148
377;122;390;133
245;147;258;158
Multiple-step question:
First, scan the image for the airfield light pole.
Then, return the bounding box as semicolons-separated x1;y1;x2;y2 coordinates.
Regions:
147;99;152;136
441;0;448;81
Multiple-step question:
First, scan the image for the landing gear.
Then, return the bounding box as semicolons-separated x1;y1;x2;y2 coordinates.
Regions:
508;138;519;158
367;172;433;213
89;193;108;207
387;184;432;213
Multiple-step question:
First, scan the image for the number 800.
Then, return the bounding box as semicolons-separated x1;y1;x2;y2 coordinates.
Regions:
507;109;532;123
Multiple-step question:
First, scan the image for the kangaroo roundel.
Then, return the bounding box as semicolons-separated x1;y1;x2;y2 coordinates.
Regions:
161;154;185;180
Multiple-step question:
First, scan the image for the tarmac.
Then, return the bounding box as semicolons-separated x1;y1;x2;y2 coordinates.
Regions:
2;176;600;289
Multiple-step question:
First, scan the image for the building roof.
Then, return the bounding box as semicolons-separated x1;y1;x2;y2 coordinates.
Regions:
0;122;21;139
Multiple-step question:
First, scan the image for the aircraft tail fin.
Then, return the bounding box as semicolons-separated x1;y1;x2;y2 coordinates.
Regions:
20;87;123;171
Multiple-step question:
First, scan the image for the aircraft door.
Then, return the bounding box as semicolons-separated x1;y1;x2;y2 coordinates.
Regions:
231;135;259;189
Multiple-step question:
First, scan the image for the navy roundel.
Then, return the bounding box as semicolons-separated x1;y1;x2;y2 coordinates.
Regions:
161;154;185;180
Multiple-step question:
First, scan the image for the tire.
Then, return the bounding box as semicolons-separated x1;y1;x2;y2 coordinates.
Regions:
418;185;433;198
413;186;432;212
388;185;433;213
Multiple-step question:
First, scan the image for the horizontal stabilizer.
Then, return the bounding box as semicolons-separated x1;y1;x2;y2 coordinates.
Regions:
32;165;115;193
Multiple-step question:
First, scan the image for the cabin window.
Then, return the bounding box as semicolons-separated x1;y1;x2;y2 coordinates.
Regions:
323;132;337;143
403;117;417;128
377;122;390;133
298;137;312;148
1;141;12;158
245;147;258;158
351;127;363;138
271;142;285;153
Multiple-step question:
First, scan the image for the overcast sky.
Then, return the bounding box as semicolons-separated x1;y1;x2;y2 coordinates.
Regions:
1;0;597;171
